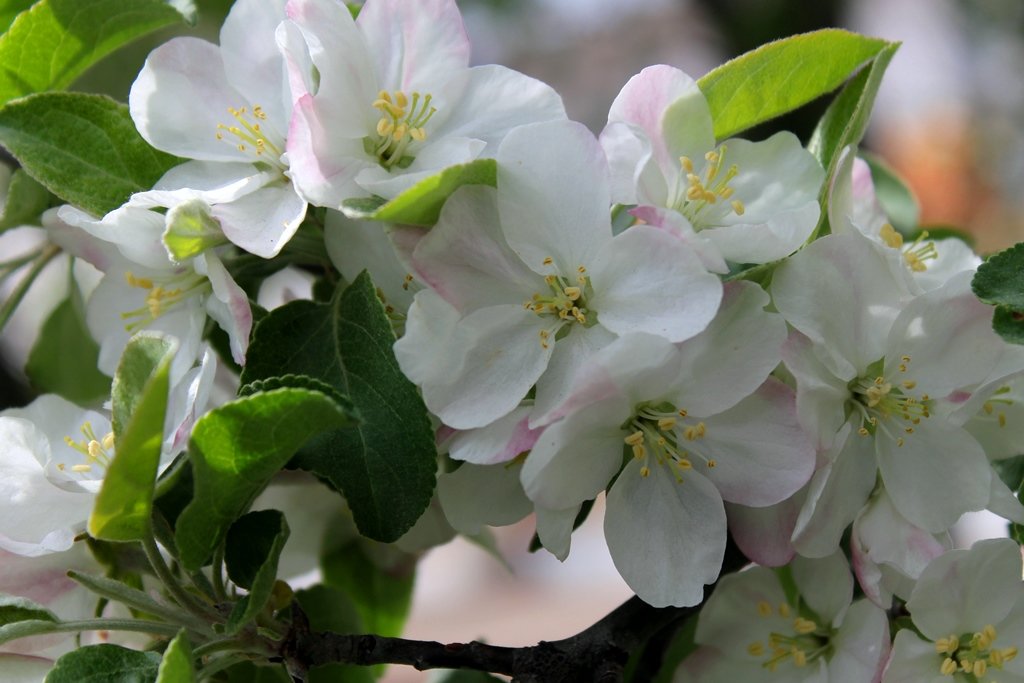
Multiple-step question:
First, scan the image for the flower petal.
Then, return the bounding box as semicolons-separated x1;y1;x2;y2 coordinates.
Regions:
827;600;890;683
211;182;307;257
535;504;579;562
448;404;540;466
694;565;791;653
781;330;851;450
726;494;802;568
531;324;617;426
792;551;853;627
880;629;947;683
437;462;532;535
196;254;252;364
219;0;290;132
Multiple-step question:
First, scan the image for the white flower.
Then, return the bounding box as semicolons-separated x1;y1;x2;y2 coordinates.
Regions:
129;0;306;257
394;120;722;430
279;0;567;206
600;65;824;265
882;539;1024;682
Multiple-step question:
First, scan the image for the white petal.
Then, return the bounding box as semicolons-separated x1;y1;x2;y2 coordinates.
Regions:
605;461;726;607
59;205;168;271
497;120;612;272
781;331;851;450
437;462;532;535
219;0;290;132
880;630;947;683
694;565;790;653
353;135;486;200
792;551;853;627
196;254;252;364
448;404;540;466
628;206;728;273
828;600;890;683
535;504;579;562
393;289;464;387
164;347;217;456
702;201;820;264
589;225;722;343
211;182;307;257
325;211;419;312
988;472;1024;525
531;324;617;426
598;121;658;206
726;495;802;567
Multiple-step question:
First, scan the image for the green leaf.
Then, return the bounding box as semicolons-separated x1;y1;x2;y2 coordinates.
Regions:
862;152;919;235
0;168;51;232
340;158;496;226
993;307;1024;345
807;43;900;176
974;242;1024;309
45;644;161;683
697;30;892;140
25;281;110;403
0;1;35;34
223;663;291;683
321;539;414;639
0;594;57;626
175;387;358;570
0;92;180;217
434;673;505;683
89;333;176;541
0;0;184;107
224;510;289;633
241;272;437;542
156;630;195;683
295;585;375;683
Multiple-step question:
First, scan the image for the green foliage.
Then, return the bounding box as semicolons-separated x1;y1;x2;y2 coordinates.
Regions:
321;539;415;639
155;630;195;683
0;594;57;626
175;387;358;569
0;0;35;34
0;168;51;232
223;662;291;683
973;242;1024;345
0;0;185;107
697;29;891;140
89;333;176;542
0;92;180;216
862;152;919;235
241;272;437;543
434;673;505;683
340;158;497;226
45;644;162;683
25;280;110;403
224;510;290;634
295;586;375;683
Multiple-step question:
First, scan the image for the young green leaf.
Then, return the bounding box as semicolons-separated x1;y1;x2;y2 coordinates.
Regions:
175;387;358;570
241;271;437;543
0;169;51;233
89;333;177;542
862;152;920;235
45;644;162;683
156;630;195;683
0;0;185;107
223;510;289;634
321;539;414;639
0;92;180;217
973;242;1024;310
0;595;57;627
0;0;35;34
339;158;496;226
25;281;110;404
698;29;892;140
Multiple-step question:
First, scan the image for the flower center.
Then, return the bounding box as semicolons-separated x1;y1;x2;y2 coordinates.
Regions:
215;105;286;171
367;89;437;169
879;224;939;273
671;146;746;225
745;601;832;672
849;355;932;448
524;262;596;348
61;421;114;475
620;402;716;479
121;270;210;331
936;625;1018;678
981;385;1014;430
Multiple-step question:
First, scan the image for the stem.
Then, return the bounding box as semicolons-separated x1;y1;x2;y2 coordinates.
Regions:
193;638;252;658
0;618;184;647
68;571;206;632
142;534;219;622
197;653;256;679
0;244;60;333
211;542;228;603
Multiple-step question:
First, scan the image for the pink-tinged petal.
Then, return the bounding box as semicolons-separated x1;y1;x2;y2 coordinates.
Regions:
43;208;119;272
629;206;727;273
589;224;721;343
606;65;713;188
219;0;290;132
885;271;1005;399
409;185;537;311
448;404;540;466
535;504;579;562
605;461;726;607
497;120;612;272
532;332;677;428
130;37;249;162
695;565;791;652
880;630;946;683
792;422;877;558
58;206;168;271
435;64;566;149
599;121;664;206
211;182;307;257
286;94;372;206
781;331;851;451
907;538;1022;640
726;493;803;567
829;600;890;683
353;136;485;200
772;232;910;380
285;0;376;136
698;379;815;507
136;160;271;206
988;472;1024;524
531;324;617;426
437;462;532;536
876;423;989;533
674;281;786;415
357;0;469;95
324;211;419;312
197;254;252;364
792;551;853;626
520;398;628;511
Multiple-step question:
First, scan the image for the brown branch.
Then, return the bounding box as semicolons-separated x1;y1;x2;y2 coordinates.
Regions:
281;540;748;682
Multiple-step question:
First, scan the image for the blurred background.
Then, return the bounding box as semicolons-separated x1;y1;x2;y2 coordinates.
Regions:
2;0;1023;680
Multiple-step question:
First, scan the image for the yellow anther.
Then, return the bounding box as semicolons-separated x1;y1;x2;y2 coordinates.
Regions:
102;433;115;450
125;272;154;289
640;466;650;478
624;431;645;446
901;355;911;362
757;601;772;617
778;603;791;618
973;660;987;676
394;91;409;108
905;427;914;434
563;286;581;300
940;657;957;675
792;648;807;667
858;427;870;436
1000;413;1007;428
984;402;995;414
981;625;998;649
731;199;745;216
680;156;694;173
793;617;817;635
377;118;395;136
747;642;765;657
632;444;647;460
706;459;716;468
902;380;917;390
1002;646;1018;662
87;441;103;459
71;464;92;473
897;437;905;447
677;458;692;471
880;223;904;249
402;274;414;290
705;150;719;163
936;636;959;655
542;256;554;266
657;417;677;430
677;409;688;418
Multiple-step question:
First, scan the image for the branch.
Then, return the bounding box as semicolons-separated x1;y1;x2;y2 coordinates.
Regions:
281;540;748;682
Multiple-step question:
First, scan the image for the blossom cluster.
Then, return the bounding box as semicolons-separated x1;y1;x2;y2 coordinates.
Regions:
2;0;1024;680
